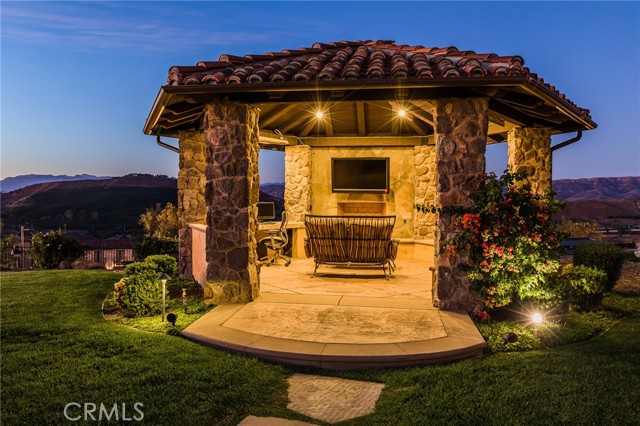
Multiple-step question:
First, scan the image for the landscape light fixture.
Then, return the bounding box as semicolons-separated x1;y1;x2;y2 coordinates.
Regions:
502;332;518;344
157;273;171;322
166;313;177;327
532;312;544;324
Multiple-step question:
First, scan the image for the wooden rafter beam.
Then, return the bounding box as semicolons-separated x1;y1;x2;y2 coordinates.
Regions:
324;112;334;137
260;104;298;128
299;118;320;137
356;102;366;136
279;111;310;133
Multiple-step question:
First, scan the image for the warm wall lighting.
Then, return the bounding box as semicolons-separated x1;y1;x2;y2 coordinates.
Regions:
315;110;324;119
397;108;407;118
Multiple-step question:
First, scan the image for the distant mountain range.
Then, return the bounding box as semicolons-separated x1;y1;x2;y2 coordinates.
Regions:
0;174;110;193
553;176;640;201
1;175;638;233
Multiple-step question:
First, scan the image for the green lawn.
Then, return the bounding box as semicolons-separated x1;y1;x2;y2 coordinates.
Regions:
2;270;639;425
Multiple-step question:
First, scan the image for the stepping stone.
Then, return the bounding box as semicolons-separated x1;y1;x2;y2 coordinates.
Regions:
287;374;384;423
237;416;319;426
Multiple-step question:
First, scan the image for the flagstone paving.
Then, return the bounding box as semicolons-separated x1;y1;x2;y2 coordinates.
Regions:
287;374;384;423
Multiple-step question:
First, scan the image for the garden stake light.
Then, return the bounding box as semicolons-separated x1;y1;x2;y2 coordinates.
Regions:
182;288;187;313
157;273;171;322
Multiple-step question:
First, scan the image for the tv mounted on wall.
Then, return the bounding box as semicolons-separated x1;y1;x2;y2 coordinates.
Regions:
331;157;390;193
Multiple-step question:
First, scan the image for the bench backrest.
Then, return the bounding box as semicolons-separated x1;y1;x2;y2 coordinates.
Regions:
304;215;396;263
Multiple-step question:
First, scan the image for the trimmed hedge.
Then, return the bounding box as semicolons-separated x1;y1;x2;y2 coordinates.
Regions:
573;241;624;290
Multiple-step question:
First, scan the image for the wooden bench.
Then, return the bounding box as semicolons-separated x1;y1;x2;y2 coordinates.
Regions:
303;215;399;279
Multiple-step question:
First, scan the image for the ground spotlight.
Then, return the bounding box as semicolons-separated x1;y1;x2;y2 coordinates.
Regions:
167;313;177;327
532;312;544;324
502;332;518;344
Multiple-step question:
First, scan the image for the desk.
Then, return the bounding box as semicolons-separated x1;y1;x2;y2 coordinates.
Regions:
257;221;306;258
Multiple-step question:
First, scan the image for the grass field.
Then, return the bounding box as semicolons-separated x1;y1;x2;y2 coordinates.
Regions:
1;270;639;425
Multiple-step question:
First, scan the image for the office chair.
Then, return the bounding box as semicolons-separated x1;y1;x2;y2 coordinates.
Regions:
259;211;291;267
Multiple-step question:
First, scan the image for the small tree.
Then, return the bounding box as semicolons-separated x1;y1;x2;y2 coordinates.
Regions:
135;203;181;258
31;230;85;269
139;203;181;240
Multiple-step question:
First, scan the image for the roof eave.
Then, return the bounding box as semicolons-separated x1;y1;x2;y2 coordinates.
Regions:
522;78;597;130
143;76;596;136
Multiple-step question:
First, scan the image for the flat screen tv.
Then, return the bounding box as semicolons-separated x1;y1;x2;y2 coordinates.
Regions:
332;157;389;193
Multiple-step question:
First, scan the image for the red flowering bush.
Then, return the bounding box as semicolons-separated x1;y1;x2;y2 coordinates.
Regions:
417;171;564;313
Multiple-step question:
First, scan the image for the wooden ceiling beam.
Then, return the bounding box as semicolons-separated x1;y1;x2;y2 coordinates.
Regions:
279;111;310;133
356;102;366;136
260;104;298;128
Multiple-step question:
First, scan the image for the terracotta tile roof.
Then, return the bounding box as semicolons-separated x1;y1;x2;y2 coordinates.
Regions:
166;40;590;119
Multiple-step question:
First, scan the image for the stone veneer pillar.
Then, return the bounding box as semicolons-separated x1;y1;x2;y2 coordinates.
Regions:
413;145;437;240
202;102;261;304
433;97;489;311
507;127;552;194
177;131;207;278
284;145;312;223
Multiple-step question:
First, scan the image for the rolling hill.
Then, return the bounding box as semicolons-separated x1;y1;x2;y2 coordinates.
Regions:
1;176;179;234
0;174;110;193
1;175;285;235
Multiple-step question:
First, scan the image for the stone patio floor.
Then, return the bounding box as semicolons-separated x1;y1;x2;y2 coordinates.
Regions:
183;258;485;369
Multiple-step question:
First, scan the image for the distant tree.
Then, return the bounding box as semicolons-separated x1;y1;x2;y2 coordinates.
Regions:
139;203;181;240
556;219;602;240
31;230;85;269
134;203;181;259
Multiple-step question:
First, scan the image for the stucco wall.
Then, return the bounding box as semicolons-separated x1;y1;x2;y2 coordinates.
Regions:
310;146;417;238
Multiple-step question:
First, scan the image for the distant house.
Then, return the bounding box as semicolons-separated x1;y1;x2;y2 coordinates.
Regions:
79;238;134;270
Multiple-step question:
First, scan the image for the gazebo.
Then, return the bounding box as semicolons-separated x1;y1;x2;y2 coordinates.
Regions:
143;40;596;311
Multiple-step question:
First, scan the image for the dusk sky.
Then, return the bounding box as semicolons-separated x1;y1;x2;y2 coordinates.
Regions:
1;1;638;183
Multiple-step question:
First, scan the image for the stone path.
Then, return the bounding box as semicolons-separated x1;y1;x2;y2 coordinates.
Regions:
238;373;385;426
286;374;384;423
237;416;319;426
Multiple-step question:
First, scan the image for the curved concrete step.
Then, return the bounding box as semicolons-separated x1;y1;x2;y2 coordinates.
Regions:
182;295;486;370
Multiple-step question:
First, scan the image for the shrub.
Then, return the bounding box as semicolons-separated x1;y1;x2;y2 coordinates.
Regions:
121;271;165;316
144;254;177;276
416;171;564;311
113;278;127;308
555;265;607;310
573;241;624;290
133;236;178;259
116;255;175;316
31;230;85;269
124;261;157;277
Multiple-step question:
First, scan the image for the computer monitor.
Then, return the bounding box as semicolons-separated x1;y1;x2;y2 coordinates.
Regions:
257;202;276;221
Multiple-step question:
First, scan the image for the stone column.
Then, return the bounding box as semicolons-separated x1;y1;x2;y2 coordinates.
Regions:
507;127;552;194
203;102;261;304
177;131;207;278
284;145;312;223
413;145;437;240
433;97;489;311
